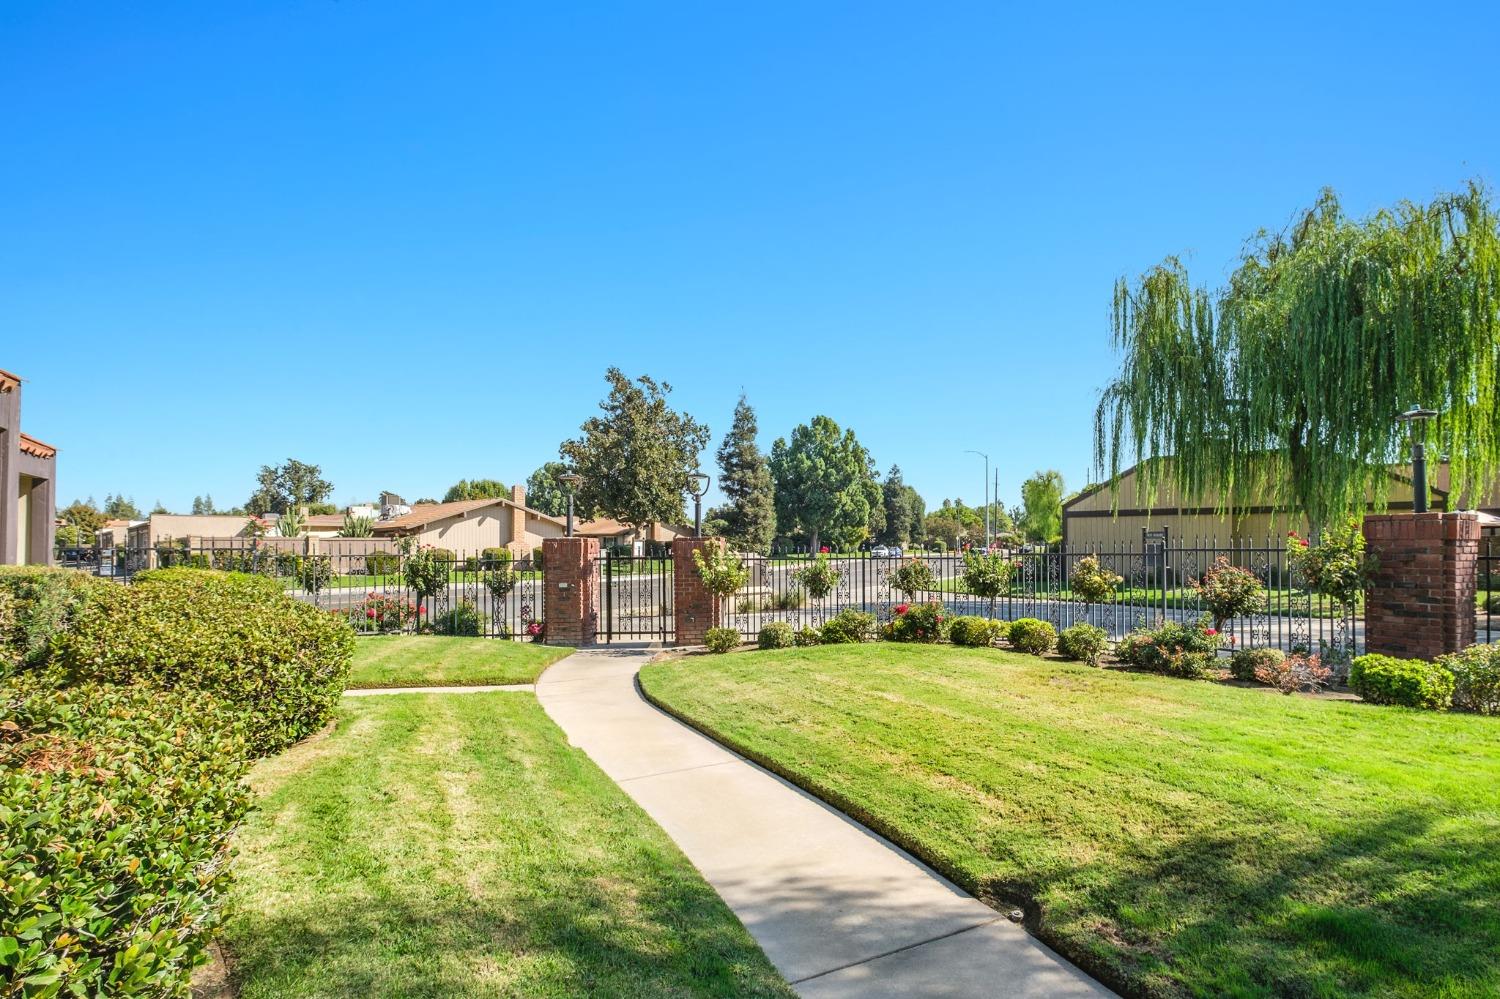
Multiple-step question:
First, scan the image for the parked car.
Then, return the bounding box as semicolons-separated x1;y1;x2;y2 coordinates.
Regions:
870;545;891;558
888;545;903;558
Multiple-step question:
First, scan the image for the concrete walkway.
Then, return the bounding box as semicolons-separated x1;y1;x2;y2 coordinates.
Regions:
344;683;534;696
536;646;1114;998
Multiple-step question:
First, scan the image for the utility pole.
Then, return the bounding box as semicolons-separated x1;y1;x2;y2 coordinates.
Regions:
964;450;990;549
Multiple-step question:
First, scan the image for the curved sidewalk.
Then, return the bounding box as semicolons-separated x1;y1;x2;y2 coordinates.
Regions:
536;646;1113;998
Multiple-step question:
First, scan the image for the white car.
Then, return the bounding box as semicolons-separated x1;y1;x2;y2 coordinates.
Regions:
870;545;891;558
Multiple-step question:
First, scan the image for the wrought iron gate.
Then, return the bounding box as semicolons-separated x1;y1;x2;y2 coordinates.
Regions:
600;548;674;642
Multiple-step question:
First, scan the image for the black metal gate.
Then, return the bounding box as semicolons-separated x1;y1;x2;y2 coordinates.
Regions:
600;548;674;642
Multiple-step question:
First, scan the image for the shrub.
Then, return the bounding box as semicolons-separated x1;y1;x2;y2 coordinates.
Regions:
2;674;250;998
54;568;355;755
1191;555;1265;630
1230;647;1285;682
1288;518;1370;609
365;550;400;575
349;591;417;633
960;553;1018;615
403;545;450;605
704;627;740;653
820;609;878;644
949;616;1004;648
1115;616;1222;679
889;558;936;597
794;627;823;647
485;563;520;602
1057;622;1109;665
1007;618;1057;656
693;545;750;602
482;546;513;567
885;601;947;642
1070;556;1122;605
296;554;334;593
766;589;805;611
426;546;456;564
1350;653;1454;710
793;555;841;599
1437;644;1500;714
434;599;482;636
530;546;545;570
758;620;795;650
0;566;110;668
1256;652;1333;695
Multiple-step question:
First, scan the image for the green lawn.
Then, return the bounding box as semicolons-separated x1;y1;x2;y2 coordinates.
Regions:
224;692;793;998
347;635;571;688
640;645;1500;998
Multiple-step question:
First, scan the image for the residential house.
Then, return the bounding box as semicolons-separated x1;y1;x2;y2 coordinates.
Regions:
94;518;138;548
126;513;264;550
371;485;566;554
1;369;57;565
576;517;691;549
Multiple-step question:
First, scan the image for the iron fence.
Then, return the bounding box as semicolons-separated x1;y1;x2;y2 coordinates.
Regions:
726;539;1364;657
1480;527;1499;645
599;548;673;642
54;544;545;640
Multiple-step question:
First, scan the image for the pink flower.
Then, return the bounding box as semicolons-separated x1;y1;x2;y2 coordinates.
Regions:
895;603;910;615
366;609;376;619
1205;628;1218;636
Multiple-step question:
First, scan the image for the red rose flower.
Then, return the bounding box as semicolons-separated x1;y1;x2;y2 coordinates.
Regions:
366;609;376;619
895;603;910;615
1205;628;1218;636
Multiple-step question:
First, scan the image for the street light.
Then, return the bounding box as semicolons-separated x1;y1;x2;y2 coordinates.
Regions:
964;450;990;549
687;472;711;537
559;472;583;537
1395;405;1439;514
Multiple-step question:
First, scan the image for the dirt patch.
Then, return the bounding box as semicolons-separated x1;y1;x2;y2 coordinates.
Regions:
190;941;238;999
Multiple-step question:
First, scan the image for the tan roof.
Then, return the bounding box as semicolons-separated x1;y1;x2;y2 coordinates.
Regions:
0;369;19;392
576;518;689;541
304;514;347;528
19;433;55;459
372;496;564;534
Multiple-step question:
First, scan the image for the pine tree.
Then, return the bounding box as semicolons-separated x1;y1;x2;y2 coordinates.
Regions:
880;465;913;545
715;395;777;553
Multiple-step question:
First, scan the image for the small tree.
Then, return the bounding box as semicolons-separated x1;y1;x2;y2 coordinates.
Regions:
1287;518;1370;611
793;555;841;600
1191;555;1264;631
403;544;449;621
692;545;750;617
1070;555;1122;607
889;558;936;598
961;551;1018;617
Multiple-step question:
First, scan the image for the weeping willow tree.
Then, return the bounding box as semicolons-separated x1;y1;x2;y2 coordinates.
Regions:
1095;182;1500;531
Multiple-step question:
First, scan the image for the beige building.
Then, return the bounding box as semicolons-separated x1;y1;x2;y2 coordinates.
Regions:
371;485;566;554
127;513;264;549
576;518;691;548
93;518;137;548
1;369;57;565
1062;460;1500;547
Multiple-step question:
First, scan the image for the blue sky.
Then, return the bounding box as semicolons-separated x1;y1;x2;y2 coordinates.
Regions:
4;1;1497;514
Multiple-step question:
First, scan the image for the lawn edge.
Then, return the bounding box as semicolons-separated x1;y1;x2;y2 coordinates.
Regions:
634;660;1139;999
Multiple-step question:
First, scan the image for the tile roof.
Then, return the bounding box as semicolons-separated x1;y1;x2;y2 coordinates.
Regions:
19;433;55;459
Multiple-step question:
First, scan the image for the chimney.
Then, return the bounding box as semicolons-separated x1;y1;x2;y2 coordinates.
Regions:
512;484;526;507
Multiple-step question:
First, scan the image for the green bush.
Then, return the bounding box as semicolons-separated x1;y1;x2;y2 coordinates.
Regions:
1057;622;1108;665
2;674;250;997
1230;647;1285;683
1350;653;1454;710
758;620;795;650
819;609;878;644
1007;618;1057;656
530;546;545;570
885;600;947;642
1115;616;1222;679
793;555;841;599
704;627;740;654
426;547;457;565
1070;556;1122;604
889;558;936;597
434;599;482;636
54;568;355;756
296;554;333;593
948;616;1004;648
0;566;110;668
482;546;513;567
794;627;823;647
1437;644;1500;714
365;550;400;575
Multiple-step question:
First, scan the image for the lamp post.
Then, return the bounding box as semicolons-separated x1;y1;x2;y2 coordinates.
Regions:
687;472;711;537
964;450;990;549
559;472;583;537
1395;406;1439;514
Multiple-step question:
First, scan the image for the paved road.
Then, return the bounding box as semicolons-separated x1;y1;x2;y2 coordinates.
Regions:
537;646;1114;998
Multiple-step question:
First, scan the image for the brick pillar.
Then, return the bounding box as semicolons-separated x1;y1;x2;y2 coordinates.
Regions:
1363;512;1480;660
543;537;600;646
673;536;724;647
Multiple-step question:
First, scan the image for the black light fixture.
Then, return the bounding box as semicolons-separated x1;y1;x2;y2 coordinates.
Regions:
687;472;711;537
559;472;583;536
1395;406;1439;513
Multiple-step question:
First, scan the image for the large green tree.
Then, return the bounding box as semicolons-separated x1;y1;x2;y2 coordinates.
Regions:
442;478;508;503
560;369;710;532
60;498;105;533
1096;182;1500;529
879;466;925;545
525;462;571;518
769;415;881;553
714;395;776;553
102;494;142;520
1019;471;1065;543
246;459;333;516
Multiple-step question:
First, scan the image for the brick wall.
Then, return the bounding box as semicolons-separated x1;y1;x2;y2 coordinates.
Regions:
672;536;723;646
1363;512;1480;660
543;536;600;646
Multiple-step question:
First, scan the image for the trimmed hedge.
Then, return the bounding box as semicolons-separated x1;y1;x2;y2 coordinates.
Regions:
758;621;795;650
1350;654;1454;710
1438;644;1500;714
434;599;482;636
1057;623;1108;665
948;616;1004;648
54;568;355;756
2;672;250;997
1007;618;1057;656
1230;647;1285;683
0;565;110;668
819;609;878;644
704;627;740;654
